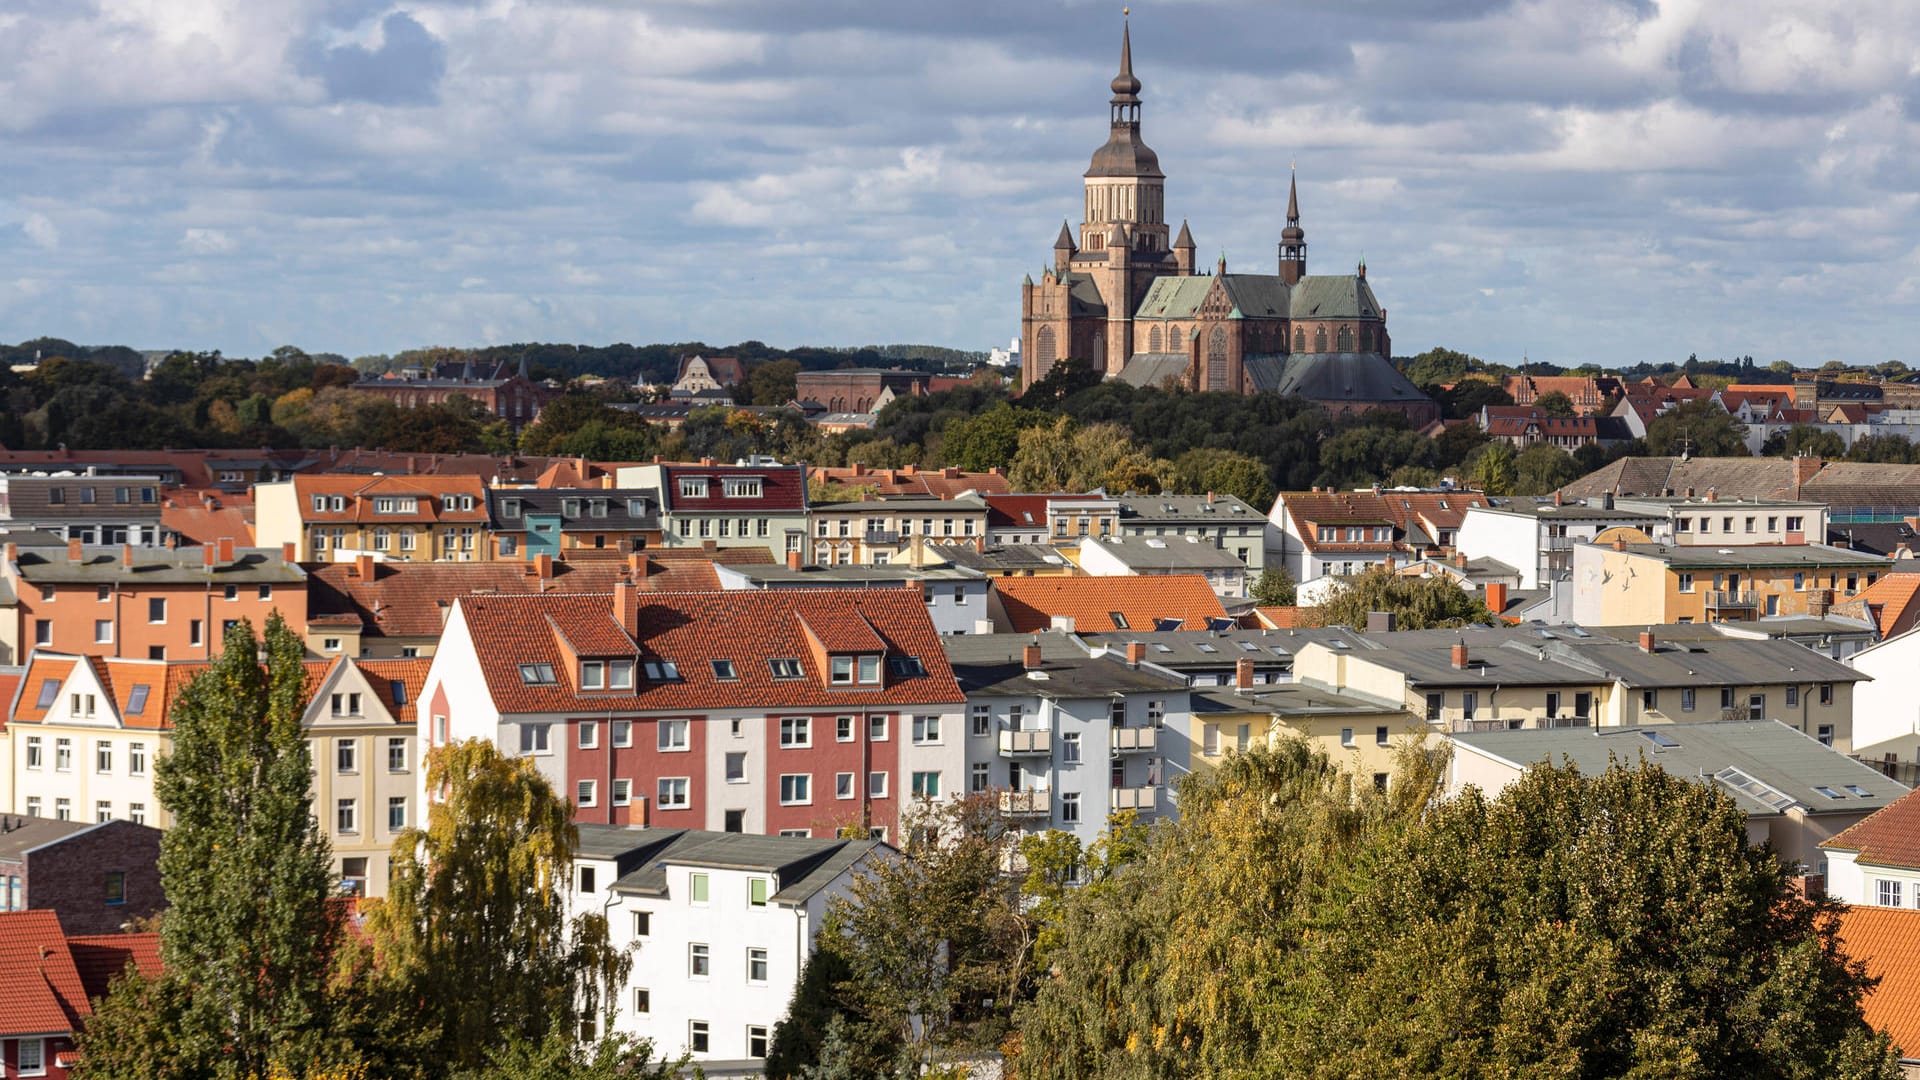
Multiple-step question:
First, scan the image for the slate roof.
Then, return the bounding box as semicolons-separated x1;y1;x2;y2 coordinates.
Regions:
457;587;963;714
1826;522;1920;559
1821;786;1920;869
1081;535;1246;571
1113;494;1264;523
0;816;97;862
0;910;91;1037
1;475;167;522
993;575;1228;633
1611;542;1890;570
573;825;886;903
12;545;305;585
943;634;1188;698
1835;907;1920;1062
488;489;662;531
1193;680;1402;719
1262;352;1429;404
66;932;162;1003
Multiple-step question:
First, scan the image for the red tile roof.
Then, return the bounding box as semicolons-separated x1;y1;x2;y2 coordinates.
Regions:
1835;907;1920;1061
0;910;90;1037
1279;491;1486;553
660;465;807;513
1849;574;1920;639
457;588;964;714
985;495;1058;528
993;575;1227;633
798;609;887;652
66;932;162;1003
1252;606;1306;629
290;474;490;524
12;654;334;732
1822;786;1920;870
810;466;1011;500
0;672;21;733
357;658;433;727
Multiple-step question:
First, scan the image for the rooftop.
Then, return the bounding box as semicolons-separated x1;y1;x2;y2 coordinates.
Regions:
1835;907;1920;1063
573;826;886;904
1079;534;1248;571
11;545;305;585
942;634;1188;698
992;574;1229;634
1608;542;1891;569
1820;786;1920;868
0;909;90;1037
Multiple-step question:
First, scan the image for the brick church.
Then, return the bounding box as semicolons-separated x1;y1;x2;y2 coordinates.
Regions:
1018;23;1436;424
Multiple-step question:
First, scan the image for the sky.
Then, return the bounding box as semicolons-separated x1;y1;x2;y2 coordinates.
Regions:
3;0;1919;367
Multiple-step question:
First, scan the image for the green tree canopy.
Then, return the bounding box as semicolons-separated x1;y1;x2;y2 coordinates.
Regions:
1167;447;1276;508
1645;399;1750;457
1306;566;1495;630
746;358;801;406
1847;433;1917;463
1531;389;1577;416
942;402;1051;472
1762;423;1847;459
1512;442;1580;495
1250;567;1297;607
1465;441;1517;494
1008;417;1170;494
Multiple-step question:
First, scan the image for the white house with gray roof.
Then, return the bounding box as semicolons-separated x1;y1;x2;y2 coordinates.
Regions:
1076;534;1250;598
1112;493;1270;575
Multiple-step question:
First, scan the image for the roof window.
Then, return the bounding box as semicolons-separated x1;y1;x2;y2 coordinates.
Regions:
1109;611;1130;629
887;656;926;677
127;685;150;715
518;663;557;685
644;660;681;681
768;657;804;679
711;660;739;680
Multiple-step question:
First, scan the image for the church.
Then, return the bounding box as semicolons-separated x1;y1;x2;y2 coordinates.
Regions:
1018;23;1437;425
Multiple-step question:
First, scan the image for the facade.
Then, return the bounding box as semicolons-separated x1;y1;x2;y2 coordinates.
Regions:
1821;787;1920;910
1112;493;1269;574
0;473;171;545
422;586;967;841
806;496;989;566
568;826;885;1065
792;369;931;415
255;475;491;562
1075;535;1250;598
1480;406;1632;450
487;488;664;559
1499;374;1622;416
1190;676;1414;791
1569;541;1889;625
984;494;1121;548
1456;498;1666;591
945;635;1190;847
0;817;163;934
3;540;306;663
671;355;746;396
713;560;994;637
303;657;431;898
615;462;809;555
1848;626;1920;767
1015;24;1434;423
1269;490;1487;583
348;361;555;427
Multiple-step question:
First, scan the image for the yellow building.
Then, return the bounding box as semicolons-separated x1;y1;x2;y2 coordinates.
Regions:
255;475;492;562
1190;678;1419;792
1569;540;1889;626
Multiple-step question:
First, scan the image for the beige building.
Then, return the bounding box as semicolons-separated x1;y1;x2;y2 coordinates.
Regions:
807;496;989;567
1190;664;1418;792
303;656;429;897
1569;540;1889;626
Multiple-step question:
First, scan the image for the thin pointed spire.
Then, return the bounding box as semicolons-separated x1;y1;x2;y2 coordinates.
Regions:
1286;168;1300;227
1112;17;1140;98
1174;219;1194;249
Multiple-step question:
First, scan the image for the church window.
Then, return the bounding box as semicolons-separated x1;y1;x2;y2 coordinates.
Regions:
1336;325;1354;351
1034;327;1057;373
1149;325;1162;352
1314;326;1328;353
1294;328;1306;353
1361;326;1375;353
1207;326;1230;391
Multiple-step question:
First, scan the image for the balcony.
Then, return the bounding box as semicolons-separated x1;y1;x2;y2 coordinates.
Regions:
998;729;1052;756
863;529;902;546
1110;727;1158;753
1543;714;1592;729
999;789;1051;816
1110;786;1158;812
1705;590;1758;611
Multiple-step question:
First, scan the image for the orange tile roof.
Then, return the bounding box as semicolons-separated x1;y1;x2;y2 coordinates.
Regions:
458;587;964;714
1822;786;1920;870
12;658;79;724
66;932;162;1003
160;504;256;547
799;609;887;652
291;474;490;524
357;658;432;727
993;575;1228;633
1253;606;1306;629
0;910;90;1037
0;672;20;733
1851;574;1920;638
13;654;333;731
1836;907;1920;1061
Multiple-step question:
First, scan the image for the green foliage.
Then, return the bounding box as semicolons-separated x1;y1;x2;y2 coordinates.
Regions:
1762;423;1847;459
1008;416;1170;494
1847;433;1917;463
942;402;1051;472
1250;567;1297;607
1398;346;1492;388
81;615;344;1079
1018;813;1149;972
1167;448;1275;508
1512;443;1580;495
1645;398;1750;457
767;947;864;1079
1431;379;1514;420
748;359;802;406
1306;566;1495;630
1466;441;1517;494
1315;421;1435;489
1532;389;1577;416
518;392;660;459
449;1031;685;1080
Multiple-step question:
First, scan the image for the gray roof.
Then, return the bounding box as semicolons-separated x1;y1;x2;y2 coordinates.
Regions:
1081;626;1352;666
13;546;306;585
811;495;989;514
1288;274;1384;320
1081;535;1246;571
1114;494;1264;523
1259;352;1431;404
934;544;1075;572
488;488;661;531
1611;542;1891;569
0;815;105;861
943;634;1188;698
1468;498;1663;523
1;475;167;522
573;826;886;904
1193;681;1403;719
1111;353;1189;389
1449;720;1907;818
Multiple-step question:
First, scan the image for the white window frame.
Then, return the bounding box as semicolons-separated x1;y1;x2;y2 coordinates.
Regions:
779;773;812;806
658;719;690;752
657;776;690;809
779;716;812;748
836;772;856;800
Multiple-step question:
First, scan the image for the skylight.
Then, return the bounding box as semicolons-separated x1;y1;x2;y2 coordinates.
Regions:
1812;786;1845;800
1844;785;1872;797
1109;611;1130;629
1152;643;1172;653
888;656;926;676
1237;641;1259;651
518;663;557;685
126;685;150;716
390;680;407;706
1713;767;1796;811
644;660;681;681
1153;618;1183;631
1637;730;1680;748
768;658;804;679
1196;643;1218;654
35;681;59;709
711;660;738;680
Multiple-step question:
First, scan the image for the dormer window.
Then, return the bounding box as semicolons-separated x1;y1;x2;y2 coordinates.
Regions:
627;499;647;516
644;660;681;681
723;478;762;498
502;499;522;519
711;660;738;680
518;663;558;685
581;661;606;690
859;656;881;684
610;661;634;689
590;500;608;518
563;499;582;517
830;657;855;685
679;478;709;499
769;658;803;679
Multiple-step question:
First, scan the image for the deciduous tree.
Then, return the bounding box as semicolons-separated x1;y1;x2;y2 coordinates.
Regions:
1305;566;1494;630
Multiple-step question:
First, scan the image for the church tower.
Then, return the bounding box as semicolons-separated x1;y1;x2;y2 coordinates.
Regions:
1278;167;1307;285
1082;18;1172;375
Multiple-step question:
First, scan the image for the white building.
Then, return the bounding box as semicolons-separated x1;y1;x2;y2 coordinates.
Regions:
568;826;888;1069
1820;787;1920;909
1075;535;1249;599
1455;497;1664;591
1848;626;1920;767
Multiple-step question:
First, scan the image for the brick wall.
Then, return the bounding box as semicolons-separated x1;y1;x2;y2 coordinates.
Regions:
25;821;164;934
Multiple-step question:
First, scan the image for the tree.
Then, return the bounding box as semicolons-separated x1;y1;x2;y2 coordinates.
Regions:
1761;423;1846;460
1644;399;1749;457
1847;433;1916;464
1305;566;1495;630
362;740;628;1075
1512;443;1579;495
1532;389;1576;417
81;615;344;1079
1167;448;1276;508
1250;567;1297;607
766;948;864;1078
1008;417;1169;494
1432;380;1514;420
747;359;801;406
1314;423;1435;489
450;1032;684;1080
1465;441;1517;495
943;403;1051;472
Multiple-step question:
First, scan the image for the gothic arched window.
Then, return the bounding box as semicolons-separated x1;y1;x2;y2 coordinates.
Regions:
1314;326;1329;353
1336;325;1354;351
1149;324;1163;352
1207;325;1230;390
1361;326;1375;353
1035;326;1057;373
1294;328;1306;353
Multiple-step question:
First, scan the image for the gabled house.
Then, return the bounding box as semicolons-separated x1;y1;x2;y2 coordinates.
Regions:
1833;907;1920;1079
255;475;491;562
1269;489;1488;583
987;575;1229;634
304;657;431;897
0;910;92;1079
806;495;989;567
1821;787;1920;910
615;462;809;557
487;488;664;559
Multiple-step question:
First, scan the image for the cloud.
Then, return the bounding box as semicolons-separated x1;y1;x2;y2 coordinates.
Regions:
298;10;447;106
22;213;59;250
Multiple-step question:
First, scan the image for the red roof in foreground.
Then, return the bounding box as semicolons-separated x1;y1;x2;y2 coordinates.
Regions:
1835;907;1920;1062
993;575;1228;634
66;932;162;1003
0;910;90;1037
1822;785;1920;870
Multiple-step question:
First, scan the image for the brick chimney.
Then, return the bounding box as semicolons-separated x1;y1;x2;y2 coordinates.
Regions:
282;542;297;564
613;580;637;632
1125;642;1146;665
1792;455;1823;498
1234;656;1255;690
121;543;134;568
1022;641;1043;669
1638;629;1656;653
3;542;15;567
217;537;236;564
1484;582;1507;615
1705;487;1717;502
67;538;83;563
355;553;376;581
203;544;218;568
533;553;554;579
1613;537;1628;552
786;549;803;571
1450;641;1470;669
1453;551;1468;569
701;540;718;554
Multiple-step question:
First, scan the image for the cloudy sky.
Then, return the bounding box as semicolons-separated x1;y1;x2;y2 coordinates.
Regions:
3;0;1918;366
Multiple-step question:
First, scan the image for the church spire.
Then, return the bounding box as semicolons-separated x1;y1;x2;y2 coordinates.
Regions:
1279;165;1307;285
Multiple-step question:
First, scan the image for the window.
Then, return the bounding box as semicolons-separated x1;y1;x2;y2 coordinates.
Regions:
1820;683;1834;705
55;798;70;821
388;738;407;772
56;737;72;770
331;692;362;717
658;719;690;751
837;715;855;742
748;1025;770;1059
579;865;596;893
858;656;882;683
96;800;112;822
632;911;651;937
747;946;769;983
725;752;747;783
830;656;854;684
769;657;803;679
749;877;768;907
780;774;812;805
18;1037;45;1076
579;661;607;691
577;780;596;807
389;797;407;831
971;762;990;792
657;777;690;808
33;619;49;646
1061;792;1081;823
518;663;557;685
1786;686;1800;707
1878;880;1904;907
337;799;358;834
836;772;856;799
912;715;941;744
711;659;738;680
643;660;680;681
579;721;598;749
678;477;710;499
611;720;632;748
1462;692;1478;721
606;778;628;806
224;584;239;601
689;1020;710;1053
517;723;551;754
1818;724;1835;747
146;596;167;623
95;618;113;643
779;717;812;748
1203;724;1221;756
1682;688;1696;712
1375;726;1390;746
337;738;358;773
105;871;126;905
129;802;145;825
633;987;651;1014
26;737;41;769
1641;689;1658;711
690;873;710;904
190;619;203;646
889;655;926;677
912;771;940;798
971;704;991;736
1677;572;1694;594
869;771;888;799
689;944;711;978
869;714;889;741
96;740;112;773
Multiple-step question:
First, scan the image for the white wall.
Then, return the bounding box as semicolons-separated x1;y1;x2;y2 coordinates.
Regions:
1849;630;1920;764
1456;510;1546;589
1827;848;1920;908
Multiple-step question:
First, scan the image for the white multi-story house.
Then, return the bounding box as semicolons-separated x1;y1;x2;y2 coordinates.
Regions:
943;634;1192;847
1076;535;1250;599
568;826;888;1069
1821;787;1920;910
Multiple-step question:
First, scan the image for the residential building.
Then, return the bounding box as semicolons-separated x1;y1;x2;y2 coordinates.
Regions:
1837;572;1920;641
1455;496;1666;590
983;494;1122;550
0;448;310;490
1499;374;1622;416
255;475;491;562
569;826;885;1065
0;473;170;545
615;462;809;556
1079;627;1336;686
1112;493;1270;575
805;464;1011;500
3;540;306;663
0;816;162;933
1445;720;1902;871
487;488;664;559
1189;662;1414;791
1821;787;1920;910
944;634;1190;846
1569;540;1889;625
422;586;966;841
1479;406;1631;450
1269;489;1488;584
713;558;993;636
931;542;1079;579
159;488;255;549
304;657;431;898
1638;495;1827;547
987;575;1229;634
806;496;989;566
1075;535;1249;597
1833;908;1920;1079
1848;626;1920;768
0;910;92;1080
1608;381;1717;439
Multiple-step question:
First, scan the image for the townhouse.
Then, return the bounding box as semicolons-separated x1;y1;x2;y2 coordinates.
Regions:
569;826;886;1064
1075;535;1250;598
805;495;989;566
486;488;665;559
0;473;171;545
1269;489;1487;583
1479;406;1632;450
1821;787;1920;910
1111;493;1270;575
305;657;432;897
713;557;994;636
983;493;1121;549
255;475;491;562
615;461;809;556
943;634;1191;846
422;586;967;841
1456;496;1666;590
3;539;306;663
1569;540;1889;625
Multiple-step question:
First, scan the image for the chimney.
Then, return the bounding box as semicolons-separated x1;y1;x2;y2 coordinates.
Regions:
903;464;918;476
1553;490;1563;506
1706;487;1717;502
67;538;83;563
1206;491;1216;504
3;542;15;566
1366;611;1397;633
852;462;868;477
786;549;803;571
203;544;218;568
355;553;376;581
699;456;715;467
701;540;718;554
1638;629;1656;653
121;543;134;568
217;537;236;564
1125;641;1146;665
973;534;986;553
1235;656;1256;690
1484;582;1508;616
1023;641;1044;669
282;541;296;564
534;553;554;579
1453;551;1468;569
613;580;637;632
1613;537;1627;552
1792;454;1823;497
1450;641;1470;670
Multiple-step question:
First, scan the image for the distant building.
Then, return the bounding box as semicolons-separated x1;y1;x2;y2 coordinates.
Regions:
0;816;163;934
792;369;931;415
348;357;556;427
1499;374;1622;416
670;355;746;396
1821;787;1920;910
